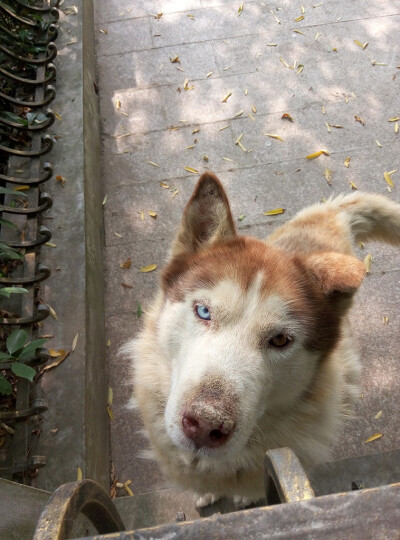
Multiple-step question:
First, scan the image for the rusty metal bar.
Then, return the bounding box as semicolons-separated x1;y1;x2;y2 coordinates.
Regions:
264;447;315;504
33;480;126;540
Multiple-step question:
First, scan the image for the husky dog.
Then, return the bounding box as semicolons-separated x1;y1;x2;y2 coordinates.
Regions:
126;173;400;507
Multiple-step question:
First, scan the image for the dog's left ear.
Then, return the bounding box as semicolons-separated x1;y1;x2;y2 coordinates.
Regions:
170;172;237;257
301;252;366;296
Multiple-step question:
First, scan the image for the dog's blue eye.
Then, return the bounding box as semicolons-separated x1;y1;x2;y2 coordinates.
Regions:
196;304;211;320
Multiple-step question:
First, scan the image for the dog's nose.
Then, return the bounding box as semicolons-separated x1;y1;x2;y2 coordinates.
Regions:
182;412;235;448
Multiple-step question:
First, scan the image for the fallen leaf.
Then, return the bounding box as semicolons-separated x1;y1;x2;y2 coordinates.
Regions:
235;132;244;144
148;210;157;218
350;181;358;190
251;106;257;114
137;303;142;318
248;113;255;121
325;122;332;133
234;110;245;117
148;161;159;167
72;333;78;352
315;32;322;40
187;14;195;20
282;113;294;122
115;98;121;110
160;182;170;188
138;210;144;221
48;304;58;320
238;2;244;15
344;156;351;168
50;428;58;434
279;57;291;68
102;194;107;206
382;316;389;324
329;124;343;129
324;168;333;185
265;133;284;141
139;264;158;273
384;171;394;187
293;29;304;35
107;339;111;347
222;157;234;162
263;208;285;216
56;175;66;186
296;64;304;75
49;349;64;358
238;214;246;221
365;433;382;443
54;112;62;121
207;71;213;77
42;351;70;373
120;258;131;269
184;167;199;174
45;242;57;248
219;125;230;131
371;60;387;66
99;28;108;34
114;232;122;238
121;283;133;289
364;253;372;273
14;185;30;191
124;482;134;496
306;150;330;159
388;117;400;122
222;92;232;103
267;43;278;46
153;12;163;19
294;15;304;22
395;122;399;134
354;115;365;125
170;55;180;63
354;40;368;49
376;140;382;147
375;410;383;419
77;467;82;481
171;189;180;198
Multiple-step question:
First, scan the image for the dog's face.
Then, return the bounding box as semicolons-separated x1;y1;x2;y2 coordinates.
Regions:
159;173;365;461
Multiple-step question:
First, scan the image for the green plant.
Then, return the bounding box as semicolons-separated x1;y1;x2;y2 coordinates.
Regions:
0;329;46;395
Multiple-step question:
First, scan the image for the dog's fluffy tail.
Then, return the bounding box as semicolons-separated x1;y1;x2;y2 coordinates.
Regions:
331;192;400;245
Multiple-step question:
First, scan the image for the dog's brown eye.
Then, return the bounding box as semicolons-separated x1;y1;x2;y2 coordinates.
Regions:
269;334;292;348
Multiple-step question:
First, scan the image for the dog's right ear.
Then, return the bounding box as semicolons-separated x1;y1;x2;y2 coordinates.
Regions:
170;173;237;258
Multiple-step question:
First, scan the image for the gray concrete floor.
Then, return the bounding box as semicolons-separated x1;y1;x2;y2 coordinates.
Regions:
94;0;400;521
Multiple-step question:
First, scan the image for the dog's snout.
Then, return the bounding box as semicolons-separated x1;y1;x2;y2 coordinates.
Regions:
182;406;235;449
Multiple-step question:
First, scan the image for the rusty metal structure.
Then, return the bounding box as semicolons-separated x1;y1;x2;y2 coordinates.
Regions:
0;0;59;482
32;447;400;539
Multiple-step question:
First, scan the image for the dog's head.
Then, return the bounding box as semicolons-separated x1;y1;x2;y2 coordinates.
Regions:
159;173;365;459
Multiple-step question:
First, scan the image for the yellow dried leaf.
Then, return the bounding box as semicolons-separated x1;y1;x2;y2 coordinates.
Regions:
267;43;278;46
376;140;382;147
184;167;199;174
294;15;304;22
42;351;69;373
56;175;66;186
279;57;290;68
364;253;372;273
54;112;62;121
138;210;144;221
48;304;58;320
114;232;122;238
206;71;213;78
350;181;358;190
45;242;57;248
329;124;343;129
222;157;234;162
324;168;333;185
107;339;111;347
282;113;294;122
120;258;131;269
296;64;304;75
148;210;157;218
321;105;326;114
293;29;304;34
77;467;82;481
170;55;180;63
306;150;330;159
187;14;195;20
371;60;387;66
382;316;389;324
49;349;65;358
301;5;305;13
388;117;400;122
108;387;113;406
235;132;244;144
115;98;121;110
354;40;368;49
237;141;247;152
222;92;232;103
395;122;399;134
248;113;255;121
160;182;170;189
251;106;257;113
263;208;285;216
238;2;244;15
171;189;180;198
315;32;321;40
344;156;351;168
148;161;159;167
354;115;364;125
375;410;383;419
99;29;108;34
265;133;284;141
124;482;134;496
107;405;114;421
384;171;394;187
234;110;245;117
102;194;107;206
139;264;158;273
14;185;30;191
365;433;382;443
72;333;78;352
325;121;331;133
219;125;229;131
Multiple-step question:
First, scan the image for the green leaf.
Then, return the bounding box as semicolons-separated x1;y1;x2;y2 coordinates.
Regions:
6;329;28;355
0;287;28;299
0;250;24;261
137;302;142;318
18;339;47;361
0;375;12;395
0;351;12;360
0;187;28;198
11;362;36;382
0;217;18;230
